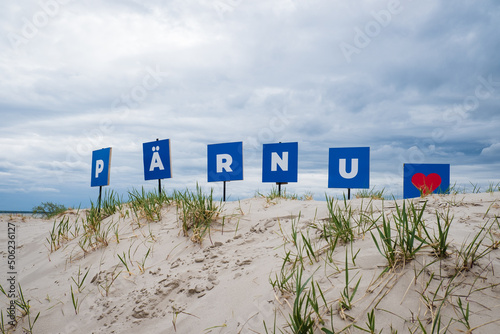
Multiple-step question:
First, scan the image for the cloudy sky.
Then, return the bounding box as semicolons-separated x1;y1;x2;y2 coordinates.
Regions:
1;0;499;210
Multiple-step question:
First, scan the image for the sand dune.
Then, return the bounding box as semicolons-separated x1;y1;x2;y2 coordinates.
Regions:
1;192;500;333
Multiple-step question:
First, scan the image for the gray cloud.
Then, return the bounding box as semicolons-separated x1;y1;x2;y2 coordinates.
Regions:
1;0;499;210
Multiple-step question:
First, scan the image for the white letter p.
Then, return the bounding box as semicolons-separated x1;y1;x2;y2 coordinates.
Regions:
95;159;104;178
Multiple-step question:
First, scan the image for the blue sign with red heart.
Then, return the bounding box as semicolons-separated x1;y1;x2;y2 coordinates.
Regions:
403;164;450;199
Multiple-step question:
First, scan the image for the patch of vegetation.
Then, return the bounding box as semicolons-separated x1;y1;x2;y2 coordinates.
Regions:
32;202;67;218
486;181;500;193
128;187;171;223
98;189;122;218
173;184;222;244
323;196;355;244
257;186;299;201
356;187;385;200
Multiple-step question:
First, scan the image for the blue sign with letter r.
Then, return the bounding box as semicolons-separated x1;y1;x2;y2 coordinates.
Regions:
207;142;243;182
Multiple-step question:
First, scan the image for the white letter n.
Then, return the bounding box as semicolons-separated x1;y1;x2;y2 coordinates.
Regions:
271;152;288;172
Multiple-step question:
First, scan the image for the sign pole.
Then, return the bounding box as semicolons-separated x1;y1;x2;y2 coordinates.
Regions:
275;182;288;197
277;142;282;197
155;138;161;195
223;181;227;202
347;188;351;200
98;186;102;214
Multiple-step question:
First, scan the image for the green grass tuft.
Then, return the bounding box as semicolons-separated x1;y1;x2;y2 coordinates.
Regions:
173;184;222;244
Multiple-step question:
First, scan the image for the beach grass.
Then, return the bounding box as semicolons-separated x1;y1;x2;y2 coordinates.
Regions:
356;187;385;200
128;187;171;224
173;184;222;244
20;186;500;333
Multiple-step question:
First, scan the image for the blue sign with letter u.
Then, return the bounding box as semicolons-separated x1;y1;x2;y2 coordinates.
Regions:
328;147;370;189
143;139;172;181
262;142;298;183
91;147;112;187
207;142;243;182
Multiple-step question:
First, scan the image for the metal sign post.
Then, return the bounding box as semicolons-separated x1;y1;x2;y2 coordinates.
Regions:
98;186;102;214
157;138;161;196
276;182;288;197
223;181;227;202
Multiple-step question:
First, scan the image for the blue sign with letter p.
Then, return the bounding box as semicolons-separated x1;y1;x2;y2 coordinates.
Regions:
328;147;370;189
91;147;112;187
262;142;298;183
143;139;172;181
207;142;243;182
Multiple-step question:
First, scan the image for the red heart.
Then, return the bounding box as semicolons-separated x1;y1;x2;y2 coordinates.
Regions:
411;173;442;195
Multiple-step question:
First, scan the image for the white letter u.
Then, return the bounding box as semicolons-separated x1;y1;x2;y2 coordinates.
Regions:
339;158;358;179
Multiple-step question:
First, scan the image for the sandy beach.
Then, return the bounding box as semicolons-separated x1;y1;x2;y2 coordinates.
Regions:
1;191;500;333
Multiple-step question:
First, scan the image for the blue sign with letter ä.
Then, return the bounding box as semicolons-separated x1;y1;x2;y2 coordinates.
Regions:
403;163;450;199
143;139;172;181
328;147;370;189
262;142;298;183
207;142;243;182
91;147;112;187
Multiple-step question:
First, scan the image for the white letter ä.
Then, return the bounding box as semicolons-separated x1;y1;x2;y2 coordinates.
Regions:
149;152;165;171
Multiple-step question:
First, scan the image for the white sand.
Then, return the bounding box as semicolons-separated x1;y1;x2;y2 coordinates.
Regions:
1;192;500;333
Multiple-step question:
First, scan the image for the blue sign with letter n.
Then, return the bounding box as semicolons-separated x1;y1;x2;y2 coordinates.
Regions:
262;142;298;183
91;147;112;187
328;147;370;189
143;139;172;181
207;142;243;182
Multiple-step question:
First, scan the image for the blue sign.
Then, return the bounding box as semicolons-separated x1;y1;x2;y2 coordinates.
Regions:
143;139;172;181
91;147;112;187
207;142;243;182
403;163;450;199
328;147;370;189
262;142;298;183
